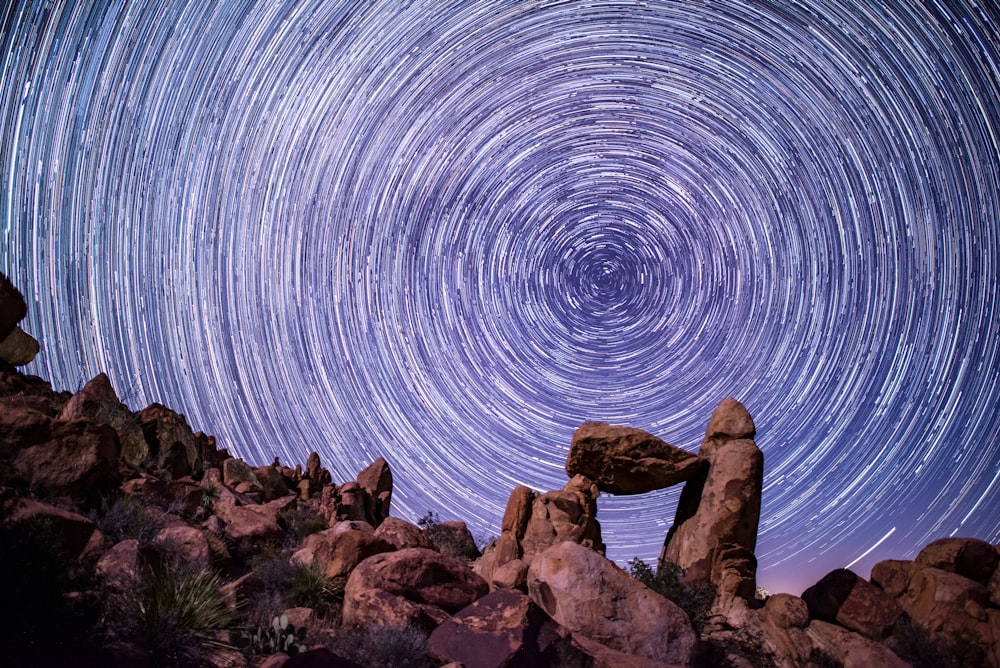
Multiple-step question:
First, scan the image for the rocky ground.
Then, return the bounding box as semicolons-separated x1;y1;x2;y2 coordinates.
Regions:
1;272;998;668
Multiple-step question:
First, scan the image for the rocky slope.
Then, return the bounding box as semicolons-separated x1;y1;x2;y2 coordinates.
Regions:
1;272;998;668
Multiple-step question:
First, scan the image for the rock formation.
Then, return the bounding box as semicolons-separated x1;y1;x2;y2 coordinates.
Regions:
659;397;763;609
566;421;706;494
0;272;39;366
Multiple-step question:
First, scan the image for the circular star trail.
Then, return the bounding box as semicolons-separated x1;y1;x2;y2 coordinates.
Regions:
2;0;999;594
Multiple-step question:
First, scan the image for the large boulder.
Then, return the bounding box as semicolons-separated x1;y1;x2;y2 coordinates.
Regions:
871;559;916;598
427;589;581;667
801;569;903;639
57;373;149;467
566;422;706;495
807;620;912;668
137;403;202;477
0;326;39;366
356;457;392;526
291;528;395;580
10;416;121;498
5;498;97;560
660;398;762;606
373;516;436;551
527;540;696;666
915;537;998;586
343;547;488;631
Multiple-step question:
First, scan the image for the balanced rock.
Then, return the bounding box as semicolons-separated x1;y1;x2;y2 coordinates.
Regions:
566;422;706;495
527;540;696;666
660;398;763;607
801;569;903;639
356;456;393;526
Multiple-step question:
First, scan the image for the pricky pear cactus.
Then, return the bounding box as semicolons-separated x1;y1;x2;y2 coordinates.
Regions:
235;613;307;657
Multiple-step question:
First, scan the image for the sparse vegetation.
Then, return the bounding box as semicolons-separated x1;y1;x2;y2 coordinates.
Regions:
329;624;434;668
104;564;235;667
418;510;481;560
234;613;308;659
91;493;164;543
280;504;328;545
628;557;716;633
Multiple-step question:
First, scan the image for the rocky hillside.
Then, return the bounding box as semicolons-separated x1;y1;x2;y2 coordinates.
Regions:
1;272;998;668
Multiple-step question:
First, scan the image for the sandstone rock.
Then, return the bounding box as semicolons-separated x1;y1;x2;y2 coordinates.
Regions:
253;465;290;500
764;594;810;630
335;482;368;522
527;540;696;665
427;519;481;559
283;606;316;630
356;457;392;526
11;418;121;498
807;619;911;668
153;523;211;570
138;403;202;476
520;477;604;562
373;516;436;550
0;326;39;365
900;566;990;635
492;558;529;592
660;399;762;607
215;504;284;546
0;272;28;340
57;373;149;467
427;589;580;668
704;397;756;442
916;537;998;586
223;458;262;491
290;528;395;580
566;422;706;495
571;634;678;668
501;485;535;536
343;547;488;631
802;569;903;639
96;539;164;589
6;498;96;560
871;559;916;598
342;587;451;633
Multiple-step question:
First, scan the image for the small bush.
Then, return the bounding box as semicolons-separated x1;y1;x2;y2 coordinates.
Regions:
887;617;986;668
280;505;328;545
92;494;164;544
330;624;434;668
291;563;344;611
417;511;480;560
105;564;234;667
628;557;716;633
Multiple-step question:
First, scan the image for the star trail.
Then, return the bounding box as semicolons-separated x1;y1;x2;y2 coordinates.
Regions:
2;0;998;595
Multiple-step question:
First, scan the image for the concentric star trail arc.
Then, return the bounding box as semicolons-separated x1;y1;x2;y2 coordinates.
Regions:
2;0;998;595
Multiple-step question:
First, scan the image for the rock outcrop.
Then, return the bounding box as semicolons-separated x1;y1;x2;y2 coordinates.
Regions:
659;398;763;608
566;421;706;494
478;474;604;589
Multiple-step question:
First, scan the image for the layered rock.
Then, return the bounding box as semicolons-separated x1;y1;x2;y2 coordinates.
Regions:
660;398;762;608
566;421;705;495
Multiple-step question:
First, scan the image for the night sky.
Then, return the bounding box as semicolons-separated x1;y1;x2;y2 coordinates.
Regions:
2;0;998;596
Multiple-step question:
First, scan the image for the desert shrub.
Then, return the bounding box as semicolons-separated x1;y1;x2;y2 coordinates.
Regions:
417;511;480;560
628;557;716;633
291;564;345;611
280;505;328;545
106;564;234;667
92;493;164;544
330;624;433;668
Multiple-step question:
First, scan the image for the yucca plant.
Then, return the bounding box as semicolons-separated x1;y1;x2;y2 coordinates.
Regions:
109;564;234;667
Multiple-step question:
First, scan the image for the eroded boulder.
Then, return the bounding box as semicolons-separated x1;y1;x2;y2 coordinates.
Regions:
527;540;696;666
802;569;903;639
566;422;706;495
